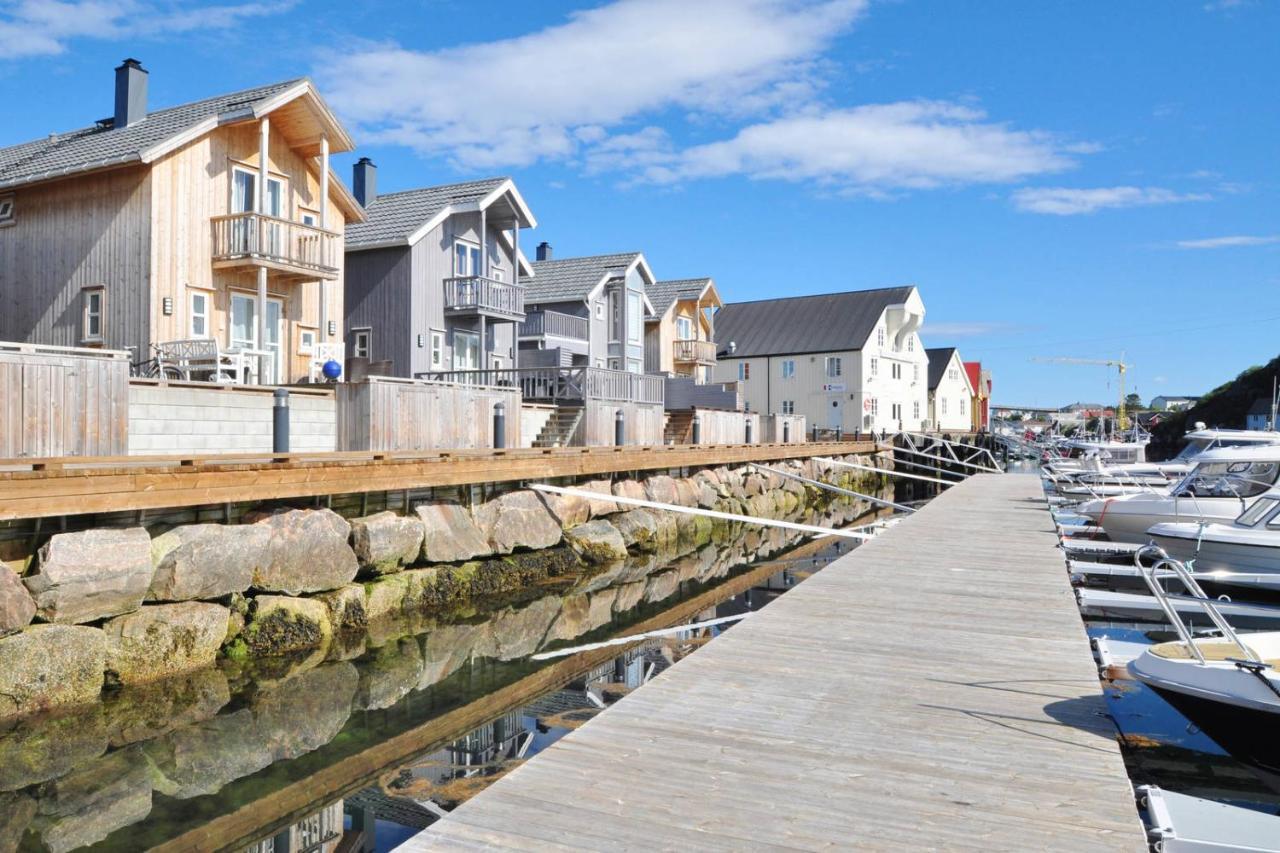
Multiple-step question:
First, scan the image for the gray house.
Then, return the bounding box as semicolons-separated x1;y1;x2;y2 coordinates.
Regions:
343;162;536;378
518;248;655;372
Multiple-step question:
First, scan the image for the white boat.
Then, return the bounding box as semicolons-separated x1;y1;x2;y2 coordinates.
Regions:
1076;446;1280;544
1149;490;1280;574
1125;552;1280;774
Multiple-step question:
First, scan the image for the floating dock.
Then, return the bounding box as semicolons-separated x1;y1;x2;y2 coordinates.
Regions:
406;474;1144;850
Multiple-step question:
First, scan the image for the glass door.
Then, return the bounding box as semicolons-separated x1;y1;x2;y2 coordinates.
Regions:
264;297;283;383
264;177;283;258
231;169;256;253
454;331;480;370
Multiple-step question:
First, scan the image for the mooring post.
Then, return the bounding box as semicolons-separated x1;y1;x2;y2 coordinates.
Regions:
493;402;506;449
745;417;753;444
615;408;625;446
835;425;842;442
272;387;290;454
812;424;819;442
783;420;790;443
692;413;702;445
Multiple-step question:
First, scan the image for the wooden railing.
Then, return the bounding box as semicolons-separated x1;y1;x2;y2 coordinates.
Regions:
519;310;589;341
211;213;340;279
416;366;665;405
673;339;717;364
443;276;525;318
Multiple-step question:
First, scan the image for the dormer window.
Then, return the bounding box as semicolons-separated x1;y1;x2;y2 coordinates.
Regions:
0;194;13;226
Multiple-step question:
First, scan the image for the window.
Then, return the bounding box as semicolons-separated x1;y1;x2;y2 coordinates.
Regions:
676;315;694;340
913;401;920;419
825;356;842;378
913;364;919;383
608;291;620;339
430;331;445;369
230;293;256;350
948;367;959;381
891;403;902;421
782;401;795;415
960;398;967;415
891;362;901;380
81;287;104;343
876;327;885;347
781;359;795;379
301;210;317;227
352;329;371;359
490;266;504;282
907;336;914;352
1238;496;1280;527
298;328;316;355
627;359;642;374
190;291;209;338
868;397;878;416
454;241;481;277
0;194;13;226
941;398;948;415
627;291;642;342
739;362;750;381
869;357;878;377
594;302;604;319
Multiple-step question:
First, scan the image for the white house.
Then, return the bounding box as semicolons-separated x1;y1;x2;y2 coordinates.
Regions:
925;347;976;432
712;286;928;434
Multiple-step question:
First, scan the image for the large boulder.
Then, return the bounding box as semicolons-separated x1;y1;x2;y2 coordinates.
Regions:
102;602;229;685
563;520;628;565
34;745;152;853
612;581;647;614
242;595;333;656
314;584;368;633
350;512;424;576
578;479;619;517
489;596;561;661
613;509;659;553
144;708;272;800
415;502;491;563
148;524;267;602
473;490;563;554
0;625;105;718
642;475;680;506
248;509;358;595
363;573;415;623
0;568;34;634
355;638;423;711
103;668;231;748
251;662;357;761
0;704;107;793
540;490;590;529
25;528;152;624
612;479;647;503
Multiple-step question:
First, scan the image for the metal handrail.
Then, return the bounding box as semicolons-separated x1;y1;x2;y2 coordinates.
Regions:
1132;544;1260;665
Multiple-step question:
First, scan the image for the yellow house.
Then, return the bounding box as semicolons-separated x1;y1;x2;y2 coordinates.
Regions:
0;59;364;383
643;278;723;382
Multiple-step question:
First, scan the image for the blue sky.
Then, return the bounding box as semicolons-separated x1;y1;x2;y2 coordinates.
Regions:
1;0;1276;405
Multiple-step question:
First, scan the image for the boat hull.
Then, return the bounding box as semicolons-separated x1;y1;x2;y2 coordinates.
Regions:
1076;495;1242;545
1149;532;1280;574
1148;686;1280;774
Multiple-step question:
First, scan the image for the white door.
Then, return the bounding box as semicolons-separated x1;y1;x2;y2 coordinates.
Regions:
828;396;843;430
454;331;480;370
230;294;284;383
264;298;283;383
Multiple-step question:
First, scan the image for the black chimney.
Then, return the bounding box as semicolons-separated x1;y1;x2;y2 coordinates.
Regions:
114;59;148;129
352;157;376;207
536;241;552;261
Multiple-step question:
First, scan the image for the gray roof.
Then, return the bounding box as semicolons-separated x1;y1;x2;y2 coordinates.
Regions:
1248;398;1273;415
522;252;641;305
646;278;711;320
713;286;916;358
925;347;958;390
344;177;509;250
0;79;302;191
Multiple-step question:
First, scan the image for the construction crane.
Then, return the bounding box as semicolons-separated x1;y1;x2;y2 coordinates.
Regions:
1031;354;1133;430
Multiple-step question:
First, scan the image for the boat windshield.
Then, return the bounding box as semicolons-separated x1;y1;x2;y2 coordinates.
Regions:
1172;438;1214;461
1236;496;1280;527
1171;460;1280;499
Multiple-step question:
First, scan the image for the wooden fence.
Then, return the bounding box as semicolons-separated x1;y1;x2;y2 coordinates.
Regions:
761;414;807;444
0;342;129;457
337;376;521;451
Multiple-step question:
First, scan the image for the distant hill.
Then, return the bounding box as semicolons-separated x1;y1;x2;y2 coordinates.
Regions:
1148;355;1280;459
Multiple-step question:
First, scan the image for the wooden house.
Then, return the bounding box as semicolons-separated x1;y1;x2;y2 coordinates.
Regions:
644;278;722;381
0;59;364;384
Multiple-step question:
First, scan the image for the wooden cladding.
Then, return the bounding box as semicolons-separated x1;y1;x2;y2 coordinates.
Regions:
211;213;340;280
673;338;717;365
0;343;129;458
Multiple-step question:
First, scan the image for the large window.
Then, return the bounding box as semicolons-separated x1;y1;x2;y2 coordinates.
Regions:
676;315;694;340
454;241;481;277
1174;461;1280;499
628;292;642;342
826;356;842;378
82;287;104;343
738;362;750;381
781;359;795;379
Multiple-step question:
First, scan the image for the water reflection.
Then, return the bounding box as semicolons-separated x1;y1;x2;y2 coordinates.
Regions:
0;496;883;852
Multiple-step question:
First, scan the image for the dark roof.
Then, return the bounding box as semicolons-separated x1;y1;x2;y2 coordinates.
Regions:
646;278;712;319
925;347;958;390
522;252;640;304
0;79;303;191
713;286;916;358
1248;397;1275;415
345;177;510;250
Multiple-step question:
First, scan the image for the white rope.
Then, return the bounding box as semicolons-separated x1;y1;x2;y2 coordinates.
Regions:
531;613;750;660
750;462;915;513
816;456;953;487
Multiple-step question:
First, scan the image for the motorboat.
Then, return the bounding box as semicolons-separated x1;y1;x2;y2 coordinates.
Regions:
1126;549;1280;773
1075;446;1280;544
1148;489;1280;574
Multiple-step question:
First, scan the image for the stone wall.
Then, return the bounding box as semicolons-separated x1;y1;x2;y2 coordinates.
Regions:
0;453;889;721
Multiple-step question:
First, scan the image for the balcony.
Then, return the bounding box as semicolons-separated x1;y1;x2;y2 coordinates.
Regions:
443;276;525;321
211;213;340;280
417;366;664;406
519;309;588;342
673;338;717;366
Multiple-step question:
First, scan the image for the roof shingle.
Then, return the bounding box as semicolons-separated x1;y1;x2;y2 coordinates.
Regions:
522;253;641;304
926;347;958;390
646;278;712;320
344;178;510;249
714;286;916;358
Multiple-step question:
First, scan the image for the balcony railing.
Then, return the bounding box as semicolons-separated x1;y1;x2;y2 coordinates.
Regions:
211;213;340;280
416;366;664;405
443;276;525;320
673;338;717;365
519;310;589;341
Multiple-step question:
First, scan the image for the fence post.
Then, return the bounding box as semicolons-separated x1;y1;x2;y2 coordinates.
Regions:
615;408;625;446
273;388;290;454
692;413;702;445
493;402;506;449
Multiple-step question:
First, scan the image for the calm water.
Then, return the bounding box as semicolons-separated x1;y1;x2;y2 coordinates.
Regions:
0;498;880;853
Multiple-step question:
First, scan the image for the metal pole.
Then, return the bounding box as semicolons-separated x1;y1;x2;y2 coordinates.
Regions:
783;420;790;443
493;402;506;449
745;417;753;444
615;408;625;446
692;413;702;445
273;387;289;454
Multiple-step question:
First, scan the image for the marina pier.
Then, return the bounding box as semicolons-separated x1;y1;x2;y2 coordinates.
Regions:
407;474;1145;850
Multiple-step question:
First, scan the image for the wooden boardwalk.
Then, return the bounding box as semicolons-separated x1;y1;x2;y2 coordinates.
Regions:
406;474;1143;851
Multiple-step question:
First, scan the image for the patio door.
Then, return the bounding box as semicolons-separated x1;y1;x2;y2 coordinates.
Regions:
231;168;283;255
454;331;480;371
230;293;284;383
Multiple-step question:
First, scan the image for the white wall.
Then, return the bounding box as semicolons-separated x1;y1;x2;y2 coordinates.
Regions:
927;352;975;432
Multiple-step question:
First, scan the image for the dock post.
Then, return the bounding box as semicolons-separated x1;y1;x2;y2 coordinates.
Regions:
273;388;290;454
493;402;507;449
744;417;752;444
835;426;842;442
615;409;625;446
692;414;702;445
783;421;790;443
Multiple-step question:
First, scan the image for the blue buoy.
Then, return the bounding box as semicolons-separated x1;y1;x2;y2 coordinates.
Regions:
322;359;342;380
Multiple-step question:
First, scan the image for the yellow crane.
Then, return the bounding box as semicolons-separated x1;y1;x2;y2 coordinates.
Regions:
1031;354;1133;430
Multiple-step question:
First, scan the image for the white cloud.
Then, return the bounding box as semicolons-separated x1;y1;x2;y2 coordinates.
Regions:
0;0;291;59
639;102;1074;190
322;0;869;170
1012;186;1211;215
1176;234;1280;249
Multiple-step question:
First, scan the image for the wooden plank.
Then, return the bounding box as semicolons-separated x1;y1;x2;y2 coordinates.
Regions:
405;476;1144;851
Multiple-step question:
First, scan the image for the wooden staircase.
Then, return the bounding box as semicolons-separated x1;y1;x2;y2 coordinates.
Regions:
533;406;584;448
664;411;695;445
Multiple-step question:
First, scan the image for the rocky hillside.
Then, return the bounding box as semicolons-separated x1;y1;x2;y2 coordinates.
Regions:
1148;354;1280;459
